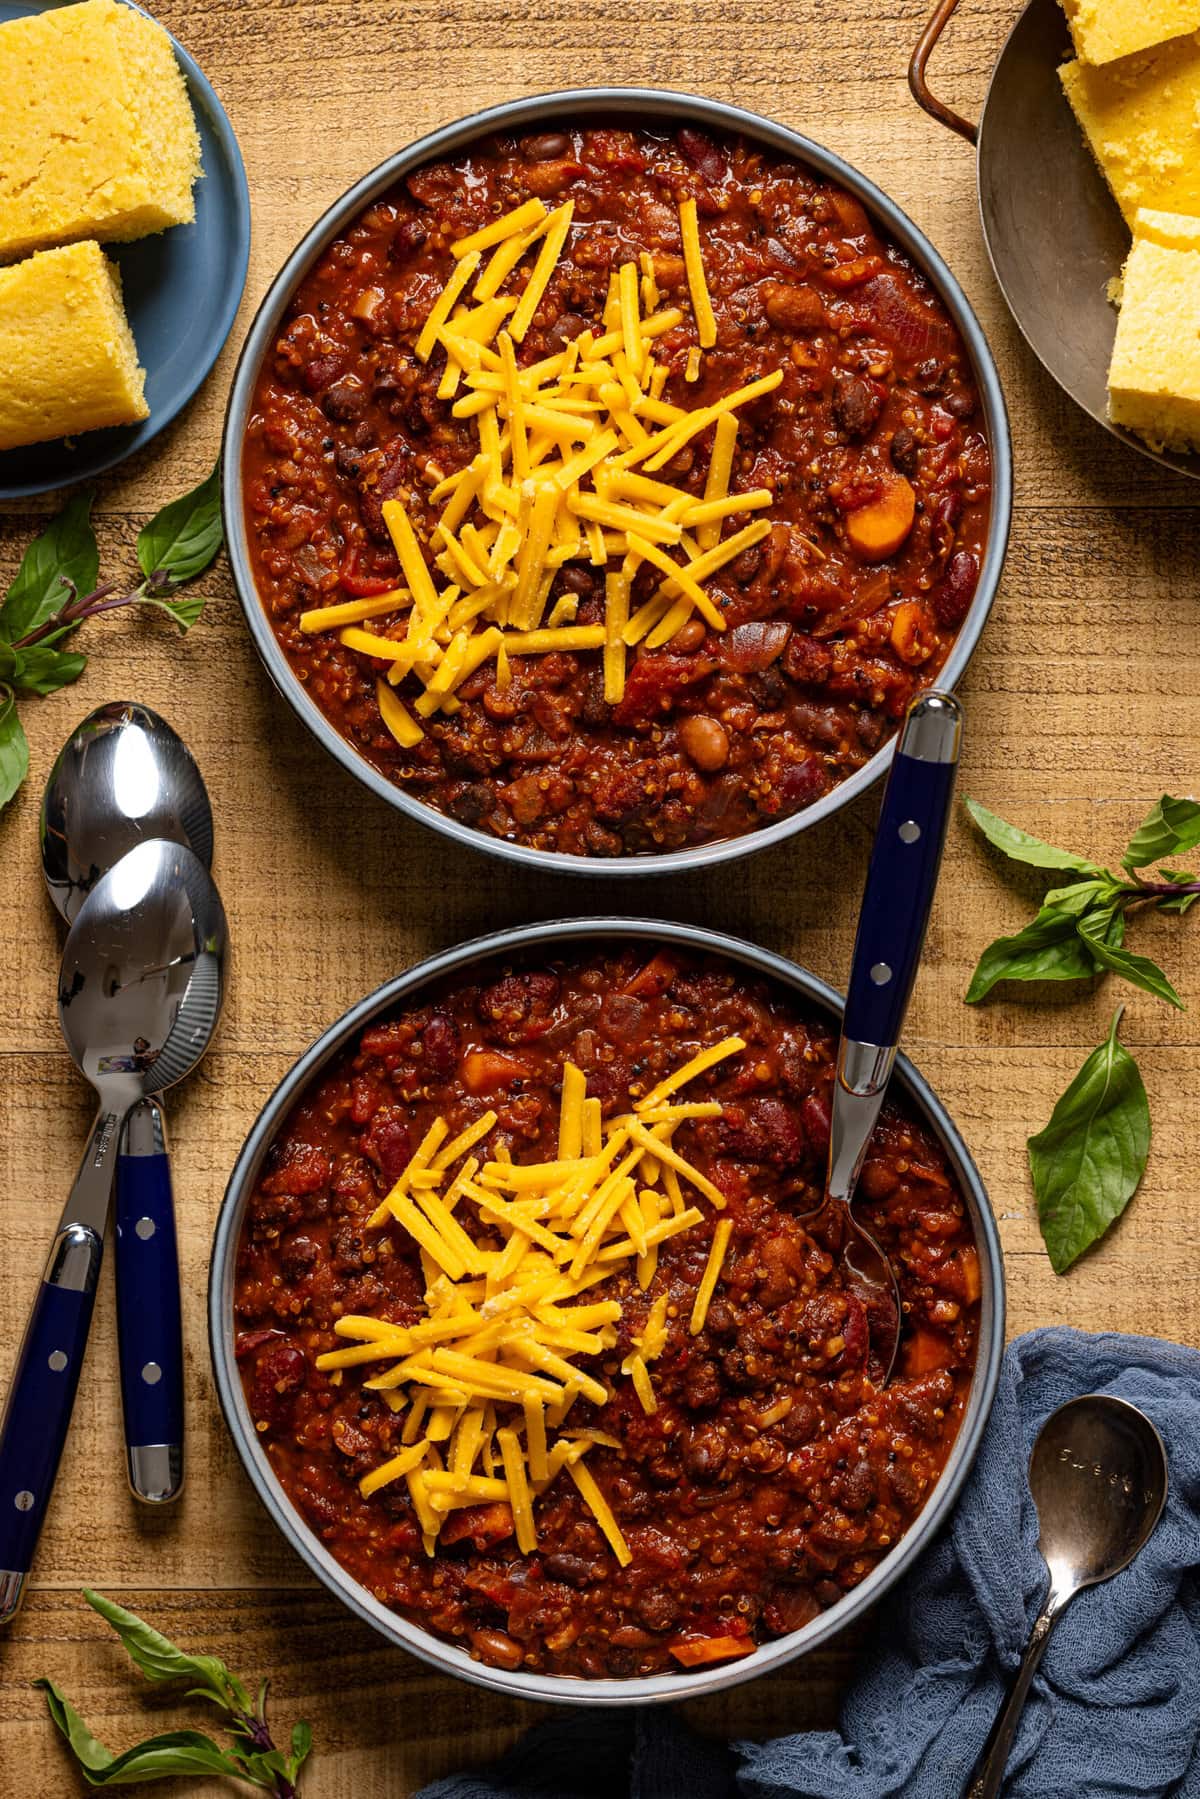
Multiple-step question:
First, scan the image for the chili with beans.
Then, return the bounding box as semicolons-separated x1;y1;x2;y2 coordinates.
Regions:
234;948;981;1679
243;123;990;857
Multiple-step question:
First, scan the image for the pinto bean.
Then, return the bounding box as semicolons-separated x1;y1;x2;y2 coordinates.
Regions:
763;281;824;332
679;714;730;772
522;131;570;162
672;617;707;651
470;1629;524;1671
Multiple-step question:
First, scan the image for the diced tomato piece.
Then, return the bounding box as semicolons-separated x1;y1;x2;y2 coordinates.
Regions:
339;547;396;596
440;1502;515;1551
622;952;679;999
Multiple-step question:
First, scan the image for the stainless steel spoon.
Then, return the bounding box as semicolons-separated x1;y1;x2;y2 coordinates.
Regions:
967;1394;1169;1798
41;702;216;1505
0;839;227;1625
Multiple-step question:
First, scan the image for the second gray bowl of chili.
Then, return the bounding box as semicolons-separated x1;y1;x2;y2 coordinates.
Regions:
222;88;1012;874
209;918;1004;1704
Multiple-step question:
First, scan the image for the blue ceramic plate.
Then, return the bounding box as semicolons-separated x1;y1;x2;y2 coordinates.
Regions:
0;0;251;499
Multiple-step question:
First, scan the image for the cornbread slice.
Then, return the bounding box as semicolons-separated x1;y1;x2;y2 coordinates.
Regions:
1060;0;1200;64
0;0;201;264
1060;34;1200;225
0;241;148;451
1107;209;1200;451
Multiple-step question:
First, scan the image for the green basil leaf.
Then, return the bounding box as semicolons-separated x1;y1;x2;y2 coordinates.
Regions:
1076;910;1184;1010
0;491;98;642
1122;794;1200;870
1155;868;1200;915
1028;1008;1151;1272
12;644;87;695
231;1745;290;1784
964;797;1101;874
0;687;29;812
83;1590;246;1711
965;906;1100;1004
290;1718;314;1777
1040;878;1112;916
38;1680;241;1787
138;590;206;634
137;462;223;587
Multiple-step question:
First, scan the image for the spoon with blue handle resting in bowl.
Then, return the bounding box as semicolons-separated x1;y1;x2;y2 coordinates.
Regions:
802;689;963;1385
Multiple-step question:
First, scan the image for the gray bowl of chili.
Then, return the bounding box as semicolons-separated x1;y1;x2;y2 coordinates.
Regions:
221;88;1012;875
209;917;1004;1705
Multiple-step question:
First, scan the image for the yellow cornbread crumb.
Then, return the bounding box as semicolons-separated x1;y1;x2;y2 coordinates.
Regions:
1060;33;1200;225
1060;0;1200;64
0;241;148;450
1108;208;1200;451
0;0;201;264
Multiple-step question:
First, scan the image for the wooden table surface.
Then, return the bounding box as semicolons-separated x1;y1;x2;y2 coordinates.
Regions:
3;0;1199;1789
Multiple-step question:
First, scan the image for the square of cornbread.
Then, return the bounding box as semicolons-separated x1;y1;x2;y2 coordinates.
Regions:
1108;209;1200;450
1061;0;1200;63
0;0;201;264
1060;34;1200;224
0;241;148;451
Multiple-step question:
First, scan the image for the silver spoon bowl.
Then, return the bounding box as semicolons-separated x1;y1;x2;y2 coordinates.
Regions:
967;1393;1169;1797
41;701;214;925
0;839;227;1623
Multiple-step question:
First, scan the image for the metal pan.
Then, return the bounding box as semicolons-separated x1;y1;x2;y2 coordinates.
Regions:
910;0;1200;481
222;87;1012;877
209;916;1005;1706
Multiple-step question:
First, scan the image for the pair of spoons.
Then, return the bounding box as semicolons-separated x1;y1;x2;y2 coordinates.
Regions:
0;704;225;1627
810;695;1170;1787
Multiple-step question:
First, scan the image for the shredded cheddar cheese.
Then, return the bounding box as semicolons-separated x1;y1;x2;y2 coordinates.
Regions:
690;1217;735;1335
298;193;785;719
320;1032;745;1558
679;198;717;349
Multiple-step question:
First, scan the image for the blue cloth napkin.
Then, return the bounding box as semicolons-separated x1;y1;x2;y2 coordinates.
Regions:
418;1328;1200;1799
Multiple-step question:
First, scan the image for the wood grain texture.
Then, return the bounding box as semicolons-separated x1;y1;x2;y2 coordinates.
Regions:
1;0;1198;1788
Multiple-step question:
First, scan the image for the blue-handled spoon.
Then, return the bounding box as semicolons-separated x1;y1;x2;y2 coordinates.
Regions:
814;690;963;1384
40;703;216;1504
0;839;227;1625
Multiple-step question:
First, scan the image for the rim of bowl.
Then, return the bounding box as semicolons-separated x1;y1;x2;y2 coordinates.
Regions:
221;86;1013;878
209;916;1006;1706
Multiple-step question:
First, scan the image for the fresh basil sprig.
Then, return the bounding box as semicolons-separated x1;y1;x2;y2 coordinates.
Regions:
964;795;1198;1008
1027;1007;1151;1272
0;462;223;814
37;1590;312;1794
965;794;1200;1269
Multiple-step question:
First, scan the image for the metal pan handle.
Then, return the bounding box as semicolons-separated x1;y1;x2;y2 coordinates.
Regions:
909;0;979;146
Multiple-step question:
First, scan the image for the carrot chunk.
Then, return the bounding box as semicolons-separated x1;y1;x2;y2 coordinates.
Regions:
669;1633;756;1668
461;1050;533;1094
845;475;916;561
904;1325;950;1376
